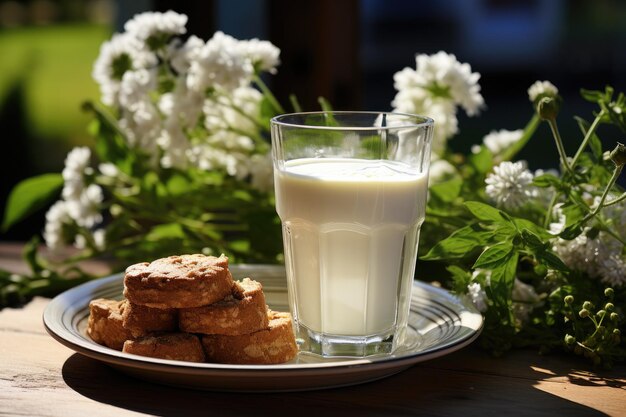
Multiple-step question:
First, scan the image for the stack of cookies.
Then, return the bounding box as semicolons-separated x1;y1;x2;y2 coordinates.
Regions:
87;254;298;364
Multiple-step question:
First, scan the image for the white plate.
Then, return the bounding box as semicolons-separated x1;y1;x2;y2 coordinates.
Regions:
43;264;483;392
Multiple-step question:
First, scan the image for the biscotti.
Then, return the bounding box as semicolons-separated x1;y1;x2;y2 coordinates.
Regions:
201;310;298;364
122;302;178;338
123;333;205;362
88;253;299;364
123;254;234;308
87;298;134;350
179;278;269;336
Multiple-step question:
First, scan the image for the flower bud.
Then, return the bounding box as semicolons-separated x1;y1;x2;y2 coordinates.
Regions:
583;301;593;310
537;96;561;120
609;142;626;167
604;288;614;298
614;329;621;336
564;334;576;345
605;303;614;312
610;312;619;322
579;309;590;318
596;310;606;318
564;295;574;305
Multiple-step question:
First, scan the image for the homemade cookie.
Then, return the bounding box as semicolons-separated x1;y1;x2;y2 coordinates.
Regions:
122;302;178;338
179;278;269;336
201;310;298;364
123;333;205;362
123;254;233;308
87;298;134;350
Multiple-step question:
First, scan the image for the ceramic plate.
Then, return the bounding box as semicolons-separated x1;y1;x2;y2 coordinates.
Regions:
43;264;483;392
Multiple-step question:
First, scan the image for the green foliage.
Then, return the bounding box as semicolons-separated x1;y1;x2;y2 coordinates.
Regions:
416;87;626;368
2;174;63;231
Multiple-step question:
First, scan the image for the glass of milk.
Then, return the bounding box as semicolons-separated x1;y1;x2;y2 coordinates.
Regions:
270;112;433;357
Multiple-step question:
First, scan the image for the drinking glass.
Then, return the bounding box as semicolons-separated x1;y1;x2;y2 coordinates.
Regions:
270;111;433;357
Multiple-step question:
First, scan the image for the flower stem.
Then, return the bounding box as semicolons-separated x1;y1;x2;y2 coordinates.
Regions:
547;119;576;177
543;191;559;228
581;164;623;224
570;110;605;170
604;192;626;207
253;74;285;115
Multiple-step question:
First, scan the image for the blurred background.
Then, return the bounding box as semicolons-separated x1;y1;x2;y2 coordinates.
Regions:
1;0;625;241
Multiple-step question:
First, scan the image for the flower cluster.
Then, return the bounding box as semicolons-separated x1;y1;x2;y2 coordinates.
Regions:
38;11;283;261
92;11;278;182
392;51;484;155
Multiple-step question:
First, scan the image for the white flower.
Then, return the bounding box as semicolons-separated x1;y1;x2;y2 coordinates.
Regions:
485;161;536;209
392;51;483;155
62;147;91;201
204;86;262;136
249;152;274;192
551;200;626;286
74;229;106;251
158;122;191;169
66;184;104;228
119;68;157;109
240;38;280;74
467;282;488;312
476;129;524;156
428;157;456;183
528;80;558;102
124;10;187;43
92;33;156;106
169;35;204;75
187;31;253;93
98;162;118;178
43;201;71;251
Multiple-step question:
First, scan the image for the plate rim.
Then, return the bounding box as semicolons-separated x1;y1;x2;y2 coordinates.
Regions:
43;266;484;378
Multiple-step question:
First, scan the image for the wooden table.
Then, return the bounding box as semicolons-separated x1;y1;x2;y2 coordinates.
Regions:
0;243;624;417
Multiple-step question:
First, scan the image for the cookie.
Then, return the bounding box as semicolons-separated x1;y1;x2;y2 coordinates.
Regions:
122;302;178;338
123;254;233;308
179;278;269;336
201;310;298;364
122;333;205;362
87;298;134;350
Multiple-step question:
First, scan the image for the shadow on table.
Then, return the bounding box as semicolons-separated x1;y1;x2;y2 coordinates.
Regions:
61;351;609;417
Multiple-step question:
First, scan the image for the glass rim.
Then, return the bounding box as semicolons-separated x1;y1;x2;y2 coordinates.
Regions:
270;111;434;131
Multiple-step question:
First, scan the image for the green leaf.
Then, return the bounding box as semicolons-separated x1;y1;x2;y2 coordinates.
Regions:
2;174;63;231
533;173;561;188
536;250;569;272
492;251;519;296
429;178;462;203
468;147;494;174
520;229;545;250
473;242;514;269
145;223;186;241
464;201;510;223
421;224;490;261
580;88;604;103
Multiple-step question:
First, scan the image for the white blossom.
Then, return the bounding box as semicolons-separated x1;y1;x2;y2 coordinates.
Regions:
98;162;118;177
124;10;187;43
187;31;254;93
249;152;274;192
528;80;558;102
119;68;157;109
428;157;457;183
92;33;156;106
43;201;71;251
169;35;204;75
392;51;484;155
485;161;536;209
473;129;524;156
240;38;280;73
467;282;488;312
66;184;104;228
551;200;626;286
61;147;91;201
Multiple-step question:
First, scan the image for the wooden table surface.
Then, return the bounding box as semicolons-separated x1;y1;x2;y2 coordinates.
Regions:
0;242;624;417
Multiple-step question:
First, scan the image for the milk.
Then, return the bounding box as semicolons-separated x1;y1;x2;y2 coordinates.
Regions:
274;157;428;337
